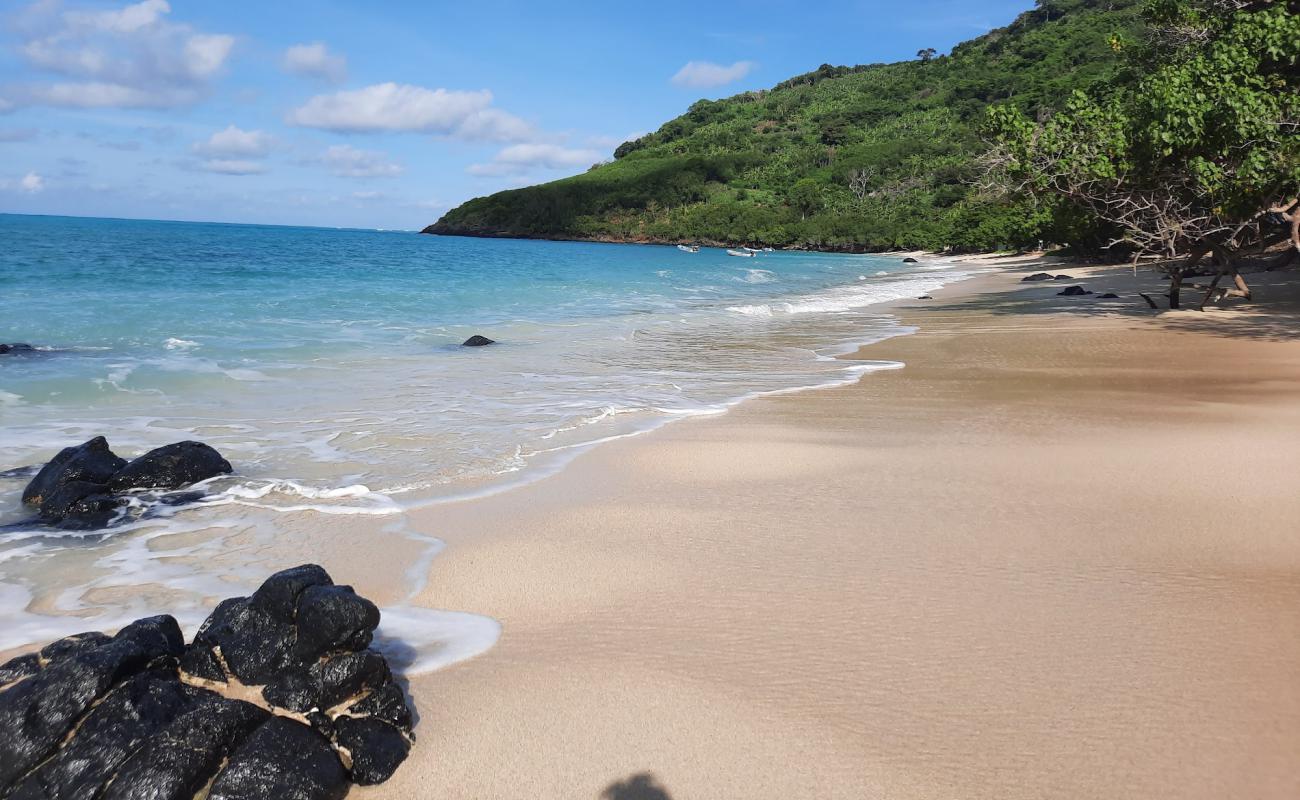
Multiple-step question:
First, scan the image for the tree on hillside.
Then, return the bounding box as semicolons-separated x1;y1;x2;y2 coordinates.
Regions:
984;0;1299;308
917;48;938;62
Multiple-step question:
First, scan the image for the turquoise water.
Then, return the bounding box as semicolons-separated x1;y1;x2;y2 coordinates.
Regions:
1;213;977;523
0;213;977;653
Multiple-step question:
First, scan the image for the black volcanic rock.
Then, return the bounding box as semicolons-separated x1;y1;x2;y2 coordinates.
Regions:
22;436;127;509
109;441;233;492
0;566;416;799
1057;285;1093;296
462;334;495;347
207;717;348;800
0;343;37;355
1098;292;1120;299
902;257;919;263
0;616;183;788
1021;272;1055;282
18;438;234;530
100;693;267;800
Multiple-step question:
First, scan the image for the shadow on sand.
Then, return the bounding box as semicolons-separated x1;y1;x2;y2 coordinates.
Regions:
602;772;673;800
924;263;1300;343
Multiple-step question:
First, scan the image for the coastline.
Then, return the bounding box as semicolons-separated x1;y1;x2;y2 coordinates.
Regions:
364;256;1300;799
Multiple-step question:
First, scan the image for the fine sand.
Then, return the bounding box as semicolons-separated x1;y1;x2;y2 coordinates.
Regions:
361;257;1300;799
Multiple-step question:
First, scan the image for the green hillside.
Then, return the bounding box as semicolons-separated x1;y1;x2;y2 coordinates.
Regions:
426;0;1145;251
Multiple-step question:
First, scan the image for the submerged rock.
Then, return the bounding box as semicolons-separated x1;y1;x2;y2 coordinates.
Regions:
1053;274;1075;280
1098;292;1120;299
1021;272;1055;282
1057;285;1093;296
0;343;38;355
461;335;495;347
0;565;415;799
902;257;919;263
18;437;232;529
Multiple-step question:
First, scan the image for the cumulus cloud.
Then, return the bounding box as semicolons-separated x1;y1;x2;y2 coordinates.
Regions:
11;0;234;109
319;144;404;178
282;42;346;83
0;171;46;192
468;143;604;177
670;60;757;89
192;125;274;158
287;83;532;141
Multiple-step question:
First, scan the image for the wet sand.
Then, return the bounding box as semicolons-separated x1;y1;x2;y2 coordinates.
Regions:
366;259;1300;799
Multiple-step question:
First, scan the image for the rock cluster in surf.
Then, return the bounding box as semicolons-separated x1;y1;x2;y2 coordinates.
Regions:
20;437;232;530
0;564;414;800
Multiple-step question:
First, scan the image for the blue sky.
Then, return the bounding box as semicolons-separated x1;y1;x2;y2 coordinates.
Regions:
0;0;1035;230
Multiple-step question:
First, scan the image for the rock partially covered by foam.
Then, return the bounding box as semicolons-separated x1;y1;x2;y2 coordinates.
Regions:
109;441;233;493
0;565;416;799
18;437;232;529
0;343;38;355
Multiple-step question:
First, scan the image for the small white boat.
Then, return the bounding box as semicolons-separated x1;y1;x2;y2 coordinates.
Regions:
726;249;756;258
676;244;700;253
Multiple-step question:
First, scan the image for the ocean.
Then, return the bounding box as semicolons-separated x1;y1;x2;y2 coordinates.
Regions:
0;213;977;661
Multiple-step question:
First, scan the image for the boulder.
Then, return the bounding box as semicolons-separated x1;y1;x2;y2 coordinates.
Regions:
0;565;415;799
22;437;127;509
1098;292;1120;299
0;615;184;788
207;717;348;800
902;257;919;263
1053;274;1075;280
461;335;495;347
109;441;233;493
37;481;126;529
0;343;37;355
1057;285;1093;296
1021;272;1054;282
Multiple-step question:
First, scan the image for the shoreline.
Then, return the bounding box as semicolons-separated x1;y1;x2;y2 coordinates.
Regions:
366;257;1300;799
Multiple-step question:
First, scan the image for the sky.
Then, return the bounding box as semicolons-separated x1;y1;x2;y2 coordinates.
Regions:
0;0;1035;230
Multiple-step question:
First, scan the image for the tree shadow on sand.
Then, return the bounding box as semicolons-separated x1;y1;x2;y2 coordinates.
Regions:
602;772;673;800
918;265;1300;343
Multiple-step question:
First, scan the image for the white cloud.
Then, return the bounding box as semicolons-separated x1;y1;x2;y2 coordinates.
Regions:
193;125;273;158
1;171;46;192
670;60;757;89
197;159;265;175
282;42;346;83
468;143;604;177
287;82;532;141
319;144;403;178
11;0;234;109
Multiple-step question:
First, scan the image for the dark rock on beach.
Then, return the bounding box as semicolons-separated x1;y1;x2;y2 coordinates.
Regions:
1021;272;1055;282
19;437;232;529
1057;285;1093;296
902;257;919;263
1098;292;1120;299
462;334;495;347
1053;274;1075;280
0;565;415;799
109;441;233;493
916;295;933;300
22;436;126;509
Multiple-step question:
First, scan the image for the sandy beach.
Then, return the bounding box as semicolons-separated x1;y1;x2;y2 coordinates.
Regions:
361;258;1300;799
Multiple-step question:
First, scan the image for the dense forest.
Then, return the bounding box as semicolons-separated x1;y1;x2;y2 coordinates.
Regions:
426;0;1151;251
